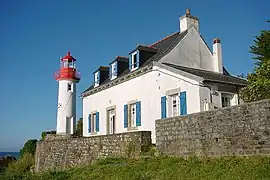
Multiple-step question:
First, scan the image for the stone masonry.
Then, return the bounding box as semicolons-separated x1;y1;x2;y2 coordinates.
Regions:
35;131;151;172
156;99;270;157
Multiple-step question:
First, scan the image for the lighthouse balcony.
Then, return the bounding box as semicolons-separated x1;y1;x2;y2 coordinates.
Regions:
54;68;80;81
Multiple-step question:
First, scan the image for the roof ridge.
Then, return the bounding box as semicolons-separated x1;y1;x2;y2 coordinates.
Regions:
148;32;179;48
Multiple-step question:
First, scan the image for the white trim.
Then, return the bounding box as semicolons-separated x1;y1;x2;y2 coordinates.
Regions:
165;87;181;96
110;62;117;80
94;71;99;87
130;51;139;71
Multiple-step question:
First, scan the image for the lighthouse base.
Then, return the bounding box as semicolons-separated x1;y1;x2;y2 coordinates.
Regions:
56;116;76;135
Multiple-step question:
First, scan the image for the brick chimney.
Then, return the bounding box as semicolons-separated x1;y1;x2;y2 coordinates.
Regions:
179;8;199;33
213;38;223;73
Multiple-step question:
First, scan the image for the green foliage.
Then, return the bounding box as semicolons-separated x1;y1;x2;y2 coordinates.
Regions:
141;144;159;157
2;156;270;180
41;131;56;140
74;118;83;137
20;139;37;157
0;153;34;180
126;141;136;158
240;21;270;102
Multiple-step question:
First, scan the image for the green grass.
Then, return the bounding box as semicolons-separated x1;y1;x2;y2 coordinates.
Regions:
2;156;270;180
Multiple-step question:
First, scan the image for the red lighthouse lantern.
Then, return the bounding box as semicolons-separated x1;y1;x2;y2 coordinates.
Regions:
54;51;80;82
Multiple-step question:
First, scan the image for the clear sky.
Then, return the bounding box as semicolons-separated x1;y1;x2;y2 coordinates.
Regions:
0;0;269;151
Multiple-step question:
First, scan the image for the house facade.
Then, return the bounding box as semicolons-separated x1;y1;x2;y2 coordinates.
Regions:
81;9;247;143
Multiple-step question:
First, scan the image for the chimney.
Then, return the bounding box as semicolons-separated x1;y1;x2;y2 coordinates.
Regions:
213;38;223;73
179;8;199;33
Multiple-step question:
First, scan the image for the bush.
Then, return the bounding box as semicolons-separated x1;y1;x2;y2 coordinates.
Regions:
1;153;34;180
20;139;37;157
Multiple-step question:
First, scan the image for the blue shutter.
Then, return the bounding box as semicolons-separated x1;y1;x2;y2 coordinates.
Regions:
136;101;141;126
180;91;187;115
136;50;140;68
115;61;118;76
124;104;128;128
96;112;99;132
161;96;167;118
88;114;91;133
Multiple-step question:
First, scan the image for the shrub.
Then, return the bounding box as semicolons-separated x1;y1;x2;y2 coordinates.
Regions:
2;153;34;180
20;139;37;157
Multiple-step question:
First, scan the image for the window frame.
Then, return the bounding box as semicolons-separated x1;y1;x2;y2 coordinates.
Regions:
129;103;137;128
110;62;118;80
106;106;116;135
125;100;140;130
171;94;180;117
67;83;72;92
131;51;139;71
89;111;98;134
220;92;234;108
94;71;99;87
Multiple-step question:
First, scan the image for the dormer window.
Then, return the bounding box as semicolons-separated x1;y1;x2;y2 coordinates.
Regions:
130;51;139;71
110;62;118;80
109;56;129;81
94;71;100;87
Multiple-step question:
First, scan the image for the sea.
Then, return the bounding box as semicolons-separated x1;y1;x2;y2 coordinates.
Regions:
0;152;20;159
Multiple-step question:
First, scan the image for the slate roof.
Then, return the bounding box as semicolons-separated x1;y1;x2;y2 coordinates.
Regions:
81;29;247;97
109;56;129;65
81;30;188;96
129;45;157;54
163;63;248;86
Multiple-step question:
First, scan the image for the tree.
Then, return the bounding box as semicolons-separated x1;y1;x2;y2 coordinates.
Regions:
20;139;37;157
240;21;270;102
75;118;83;137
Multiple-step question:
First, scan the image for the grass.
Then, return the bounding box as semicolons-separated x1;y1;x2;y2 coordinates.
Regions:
1;155;270;180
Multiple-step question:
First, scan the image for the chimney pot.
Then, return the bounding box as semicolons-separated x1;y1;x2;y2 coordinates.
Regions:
213;38;221;44
186;8;191;15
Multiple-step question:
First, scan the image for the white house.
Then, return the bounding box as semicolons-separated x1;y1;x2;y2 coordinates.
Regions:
80;9;247;143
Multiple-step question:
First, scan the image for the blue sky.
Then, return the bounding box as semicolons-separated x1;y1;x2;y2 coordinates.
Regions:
0;0;269;151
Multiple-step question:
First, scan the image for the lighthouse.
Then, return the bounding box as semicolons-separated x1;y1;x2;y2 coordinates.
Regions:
54;51;80;135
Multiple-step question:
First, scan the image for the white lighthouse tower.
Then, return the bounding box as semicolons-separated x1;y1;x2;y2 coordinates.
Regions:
54;51;80;135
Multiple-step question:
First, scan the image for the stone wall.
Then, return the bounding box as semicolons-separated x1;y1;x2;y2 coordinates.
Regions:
35;131;151;172
156;99;270;157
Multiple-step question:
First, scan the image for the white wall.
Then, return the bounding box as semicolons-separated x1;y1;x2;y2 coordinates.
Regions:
160;26;214;72
199;83;241;111
199;83;222;111
82;66;201;143
57;80;77;135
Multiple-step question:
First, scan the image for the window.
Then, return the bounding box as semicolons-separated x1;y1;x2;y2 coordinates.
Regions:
133;54;137;68
130;51;139;70
172;94;179;116
221;96;231;107
107;108;115;134
130;103;137;128
221;93;232;107
91;113;96;132
110;62;118;80
88;112;99;133
94;71;99;86
124;101;141;129
112;63;116;76
67;83;72;91
68;62;74;68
